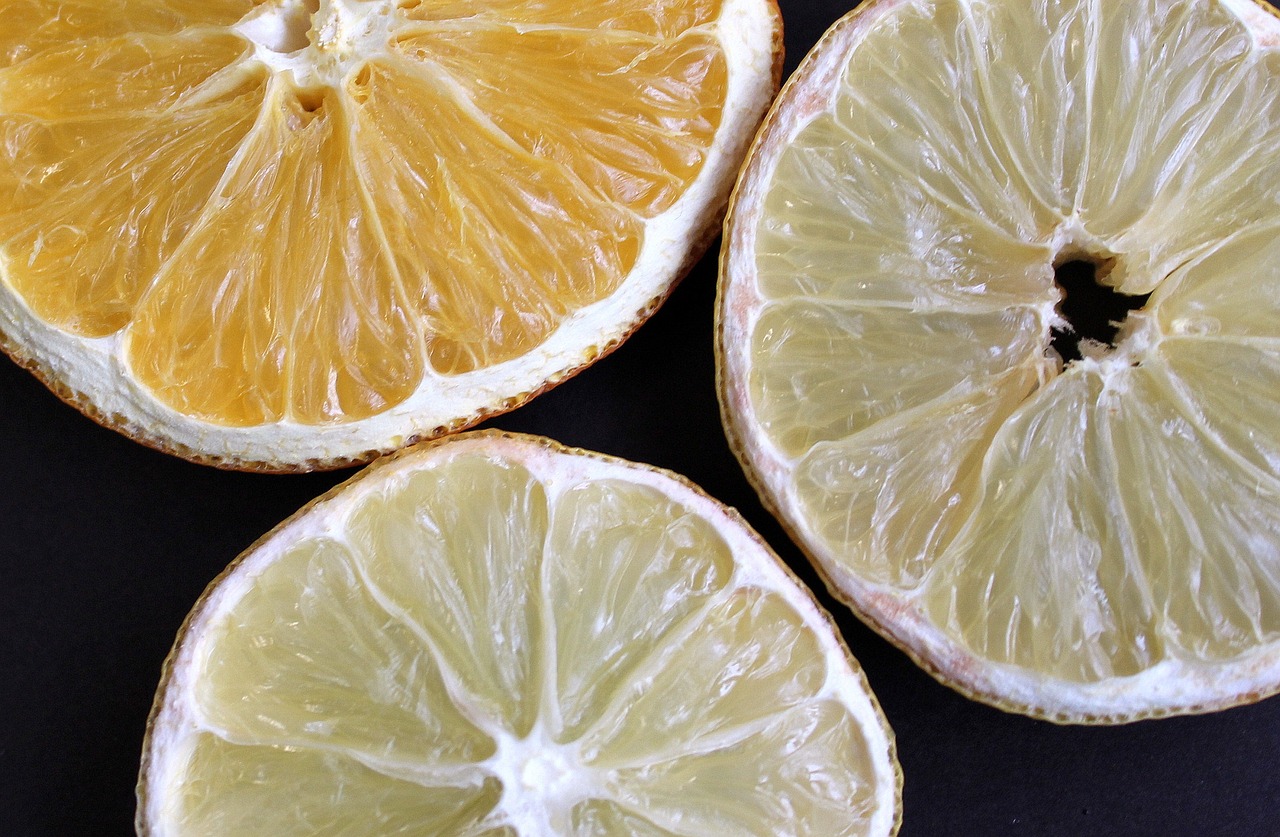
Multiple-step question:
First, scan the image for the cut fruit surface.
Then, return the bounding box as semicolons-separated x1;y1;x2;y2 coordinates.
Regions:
718;0;1280;721
0;0;781;470
137;431;901;835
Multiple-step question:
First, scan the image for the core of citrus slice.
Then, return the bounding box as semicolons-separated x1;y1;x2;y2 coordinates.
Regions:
718;0;1280;722
0;0;780;471
136;431;902;835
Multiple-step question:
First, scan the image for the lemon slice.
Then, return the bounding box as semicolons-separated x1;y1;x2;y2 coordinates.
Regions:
719;0;1280;721
136;431;902;835
0;0;780;470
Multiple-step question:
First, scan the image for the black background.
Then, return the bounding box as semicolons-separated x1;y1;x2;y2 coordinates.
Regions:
4;1;1280;834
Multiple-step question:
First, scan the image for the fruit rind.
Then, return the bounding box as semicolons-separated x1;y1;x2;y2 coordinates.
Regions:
136;429;902;834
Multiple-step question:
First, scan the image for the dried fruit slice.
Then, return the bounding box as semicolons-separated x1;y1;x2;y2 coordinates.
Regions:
137;431;901;835
0;0;781;470
719;0;1280;721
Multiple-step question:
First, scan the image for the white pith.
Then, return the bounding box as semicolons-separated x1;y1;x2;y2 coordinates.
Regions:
0;0;781;469
718;0;1280;721
138;433;901;835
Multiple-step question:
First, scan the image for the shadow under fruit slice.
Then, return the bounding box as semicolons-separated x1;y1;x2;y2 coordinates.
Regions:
136;431;901;835
718;0;1280;722
0;0;781;470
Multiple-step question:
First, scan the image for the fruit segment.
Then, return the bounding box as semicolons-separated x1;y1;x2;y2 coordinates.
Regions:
0;31;249;119
832;0;1060;241
757;118;1052;311
128;85;422;425
606;700;881;837
1160;338;1280;483
1103;366;1280;660
399;0;722;37
192;538;495;767
399;27;725;216
173;734;502;836
1156;222;1280;341
794;366;1038;588
921;373;1164;683
351;58;638;375
347;457;548;740
0;41;260;337
581;590;827;765
964;0;1090;221
1079;2;1280;290
750;302;1043;456
547;479;733;742
0;0;255;67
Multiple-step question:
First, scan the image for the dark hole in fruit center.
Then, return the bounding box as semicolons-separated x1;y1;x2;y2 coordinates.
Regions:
1049;259;1151;363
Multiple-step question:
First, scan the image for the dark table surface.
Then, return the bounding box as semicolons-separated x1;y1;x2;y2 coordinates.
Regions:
4;1;1280;834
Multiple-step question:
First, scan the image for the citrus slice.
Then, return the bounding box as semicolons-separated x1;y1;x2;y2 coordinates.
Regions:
0;0;780;471
718;0;1280;722
136;431;902;835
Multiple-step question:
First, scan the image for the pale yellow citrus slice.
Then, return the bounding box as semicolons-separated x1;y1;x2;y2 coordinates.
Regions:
136;431;902;835
0;0;780;470
718;0;1280;721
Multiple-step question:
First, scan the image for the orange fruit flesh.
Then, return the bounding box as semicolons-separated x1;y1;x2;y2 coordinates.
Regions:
0;0;727;426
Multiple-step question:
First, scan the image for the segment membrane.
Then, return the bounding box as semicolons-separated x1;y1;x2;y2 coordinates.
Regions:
924;372;1164;682
1105;365;1280;660
749;301;1043;457
127;88;423;425
547;479;733;742
347;455;547;738
352;57;640;375
607;701;880;837
396;27;725;216
193;538;494;767
172;733;501;836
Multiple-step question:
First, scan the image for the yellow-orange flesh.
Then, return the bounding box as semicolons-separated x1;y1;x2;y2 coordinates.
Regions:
0;0;728;426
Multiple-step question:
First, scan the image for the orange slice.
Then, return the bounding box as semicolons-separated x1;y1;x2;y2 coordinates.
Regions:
0;0;781;469
719;0;1280;721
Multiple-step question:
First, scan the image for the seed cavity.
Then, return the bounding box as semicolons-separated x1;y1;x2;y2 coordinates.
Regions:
1050;257;1152;365
240;0;320;54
